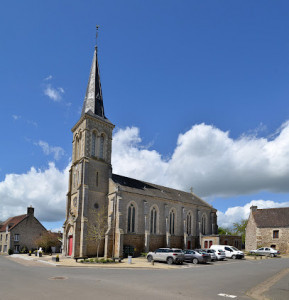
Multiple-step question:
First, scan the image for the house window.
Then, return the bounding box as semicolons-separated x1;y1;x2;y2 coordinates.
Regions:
186;213;192;235
127;203;136;233
14;234;19;242
169;210;175;235
5;234;8;242
0;234;2;241
234;240;239;248
14;245;20;253
273;230;279;238
150;207;157;234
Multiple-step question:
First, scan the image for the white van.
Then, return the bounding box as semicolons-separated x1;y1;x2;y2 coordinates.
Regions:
210;245;244;259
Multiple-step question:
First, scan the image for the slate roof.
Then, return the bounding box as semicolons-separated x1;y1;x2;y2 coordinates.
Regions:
253;207;289;228
111;174;214;209
0;214;27;232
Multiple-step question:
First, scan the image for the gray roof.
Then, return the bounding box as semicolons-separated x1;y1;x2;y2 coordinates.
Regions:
253;207;289;228
81;45;106;118
111;174;214;209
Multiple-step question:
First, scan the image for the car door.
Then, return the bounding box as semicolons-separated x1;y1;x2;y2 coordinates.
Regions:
257;248;264;255
224;247;233;258
264;248;271;255
154;249;162;261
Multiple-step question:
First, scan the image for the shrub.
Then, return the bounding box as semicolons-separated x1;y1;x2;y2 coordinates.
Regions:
89;258;94;263
80;260;84;263
8;249;14;255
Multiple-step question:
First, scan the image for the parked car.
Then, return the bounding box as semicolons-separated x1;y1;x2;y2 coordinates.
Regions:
210;245;244;259
208;248;226;261
249;247;280;257
183;249;211;264
204;249;218;261
146;248;184;265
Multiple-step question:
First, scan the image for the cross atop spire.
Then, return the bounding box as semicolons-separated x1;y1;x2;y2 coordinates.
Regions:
81;27;106;118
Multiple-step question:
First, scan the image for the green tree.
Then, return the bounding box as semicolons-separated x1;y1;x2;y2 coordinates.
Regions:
34;231;61;252
232;219;248;244
218;226;232;235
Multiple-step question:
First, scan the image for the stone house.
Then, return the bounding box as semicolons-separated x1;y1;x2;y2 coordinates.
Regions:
62;36;218;258
0;207;47;253
245;206;289;253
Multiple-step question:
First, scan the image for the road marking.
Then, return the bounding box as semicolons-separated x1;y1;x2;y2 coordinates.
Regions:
218;293;237;298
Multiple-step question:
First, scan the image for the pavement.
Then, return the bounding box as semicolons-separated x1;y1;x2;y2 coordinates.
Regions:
8;253;180;269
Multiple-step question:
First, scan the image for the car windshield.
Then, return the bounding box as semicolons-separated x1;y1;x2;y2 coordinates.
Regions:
231;247;239;251
172;249;182;253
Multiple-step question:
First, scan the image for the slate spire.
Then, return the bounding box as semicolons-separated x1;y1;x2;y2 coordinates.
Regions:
81;27;106;118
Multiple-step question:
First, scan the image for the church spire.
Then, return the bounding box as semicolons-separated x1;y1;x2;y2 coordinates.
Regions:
81;26;106;118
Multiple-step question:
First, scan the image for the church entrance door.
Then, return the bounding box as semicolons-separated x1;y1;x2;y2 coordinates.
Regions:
68;235;73;256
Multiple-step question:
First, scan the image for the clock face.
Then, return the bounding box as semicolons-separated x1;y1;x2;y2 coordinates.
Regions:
73;198;77;207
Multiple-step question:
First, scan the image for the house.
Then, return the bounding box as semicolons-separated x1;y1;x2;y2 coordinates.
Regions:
0;206;47;254
62;33;219;258
245;206;289;253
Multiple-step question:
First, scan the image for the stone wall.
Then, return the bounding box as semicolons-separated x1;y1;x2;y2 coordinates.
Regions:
256;227;289;253
123;234;145;256
245;213;257;251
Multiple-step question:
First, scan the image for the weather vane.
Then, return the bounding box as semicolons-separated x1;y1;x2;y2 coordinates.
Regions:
96;25;100;44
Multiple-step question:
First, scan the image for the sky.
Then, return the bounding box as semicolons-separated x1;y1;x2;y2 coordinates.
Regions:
1;0;289;231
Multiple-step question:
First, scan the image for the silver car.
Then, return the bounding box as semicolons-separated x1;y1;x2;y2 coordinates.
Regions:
250;247;280;257
204;249;218;261
147;248;185;265
183;249;211;264
207;248;226;260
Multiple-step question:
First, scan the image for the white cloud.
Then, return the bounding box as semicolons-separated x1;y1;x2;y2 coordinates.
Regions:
0;163;69;222
217;200;289;228
12;115;21;120
35;140;65;160
44;84;65;101
112;121;289;197
44;75;53;81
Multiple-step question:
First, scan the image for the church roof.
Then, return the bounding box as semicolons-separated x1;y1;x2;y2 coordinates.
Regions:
252;207;289;228
81;44;106;118
0;214;27;232
111;174;214;209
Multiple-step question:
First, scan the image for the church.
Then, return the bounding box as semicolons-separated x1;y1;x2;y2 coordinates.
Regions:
63;34;218;258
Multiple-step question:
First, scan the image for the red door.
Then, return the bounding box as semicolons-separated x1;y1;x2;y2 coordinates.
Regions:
68;235;73;256
204;241;208;248
209;241;213;247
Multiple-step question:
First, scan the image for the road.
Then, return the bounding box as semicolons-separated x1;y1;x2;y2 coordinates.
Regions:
0;255;288;299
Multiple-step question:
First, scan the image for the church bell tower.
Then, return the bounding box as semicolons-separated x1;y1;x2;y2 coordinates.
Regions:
63;29;115;257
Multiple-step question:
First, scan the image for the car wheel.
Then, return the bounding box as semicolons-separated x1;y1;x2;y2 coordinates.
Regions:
270;253;274;258
147;255;153;262
167;257;174;265
192;258;198;264
232;255;236;259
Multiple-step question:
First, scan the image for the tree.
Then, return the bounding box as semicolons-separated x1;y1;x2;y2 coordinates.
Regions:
34;231;61;252
218;227;232;235
232;219;248;244
86;206;108;258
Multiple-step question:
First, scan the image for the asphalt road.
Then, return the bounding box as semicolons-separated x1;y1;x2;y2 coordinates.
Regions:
0;255;288;299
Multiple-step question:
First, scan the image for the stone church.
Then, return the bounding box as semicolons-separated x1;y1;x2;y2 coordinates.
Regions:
63;36;218;258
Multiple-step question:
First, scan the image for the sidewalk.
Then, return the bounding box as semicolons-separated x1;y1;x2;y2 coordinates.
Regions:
9;254;179;269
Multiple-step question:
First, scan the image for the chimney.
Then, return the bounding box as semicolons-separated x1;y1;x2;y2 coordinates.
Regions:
27;206;34;216
250;205;257;213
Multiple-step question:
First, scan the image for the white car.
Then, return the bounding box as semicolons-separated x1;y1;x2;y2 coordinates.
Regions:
250;247;280;257
210;245;244;259
146;248;185;265
207;248;226;261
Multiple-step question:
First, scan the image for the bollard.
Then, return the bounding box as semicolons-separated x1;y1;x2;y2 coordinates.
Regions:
254;256;257;260
151;260;154;266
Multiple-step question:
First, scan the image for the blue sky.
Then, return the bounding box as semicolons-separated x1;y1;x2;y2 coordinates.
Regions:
1;0;289;230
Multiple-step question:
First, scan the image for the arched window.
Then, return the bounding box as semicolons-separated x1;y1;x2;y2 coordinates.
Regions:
99;134;104;159
169;210;175;235
75;137;79;161
150;207;157;234
91;131;96;156
127;203;136;233
201;214;207;235
186;212;192;235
